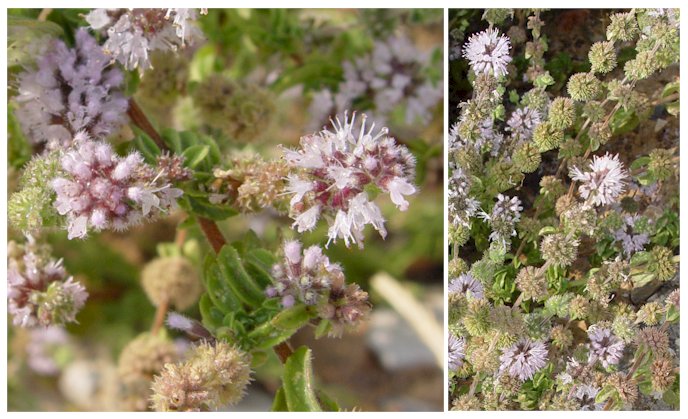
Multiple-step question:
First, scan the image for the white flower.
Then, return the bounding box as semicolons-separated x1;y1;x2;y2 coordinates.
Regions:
292;205;321;233
385;177;416;211
570;153;629;206
463;28;512;77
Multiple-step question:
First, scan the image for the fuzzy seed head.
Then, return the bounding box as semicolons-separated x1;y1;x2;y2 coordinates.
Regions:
141;257;202;310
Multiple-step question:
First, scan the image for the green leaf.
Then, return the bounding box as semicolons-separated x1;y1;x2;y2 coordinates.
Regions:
313;319;331;339
203;254;242;313
199;294;224;331
316;390;340;412
248;321;299;350
538;226;557;236
271;387;289;412
133;131;162;164
630;156;651;171
182;145;210;169
217;246;265;308
595;385;615;404
283;346;322;412
663;389;679;408
271;305;313;331
183;196;238;221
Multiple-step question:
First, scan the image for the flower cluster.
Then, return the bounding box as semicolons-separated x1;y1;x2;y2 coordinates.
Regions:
8;236;88;328
150;341;251;412
309;35;442;128
267;240;371;336
448;9;679;411
14;29;128;149
86;8;206;72
283;111;416;248
50;136;184;239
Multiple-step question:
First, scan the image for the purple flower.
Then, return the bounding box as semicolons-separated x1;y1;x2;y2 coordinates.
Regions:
86;9;206;72
269;240;344;307
283;111;416;248
613;215;650;257
26;326;71;376
506;107;542;141
14;29;128;148
448;333;466;371
8;236;87;328
588;326;625;368
499;338;549;381
570;153;629;206
575;384;604;411
51;138;183;239
448;168;480;227
463;28;512;77
479;194;523;248
448;274;484;299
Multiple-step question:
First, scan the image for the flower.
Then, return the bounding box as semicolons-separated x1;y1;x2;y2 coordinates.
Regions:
499;338;548;381
587;326;625;368
506;106;541;141
463;28;512;77
448;274;484;299
268;240;344;307
51;138;184;239
570;153;629;206
448;333;466;371
150;341;251;411
8;236;87;328
479;194;523;248
613;215;650;257
14;29;128;148
448;168;480;227
308;35;442;128
26;326;71;376
283;111;416;248
86;8;206;72
575;384;604;411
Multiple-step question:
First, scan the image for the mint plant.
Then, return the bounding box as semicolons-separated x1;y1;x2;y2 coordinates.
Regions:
448;9;679;411
7;8;443;411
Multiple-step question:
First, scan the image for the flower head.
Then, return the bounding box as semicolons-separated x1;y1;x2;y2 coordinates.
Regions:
613;215;650;257
448;168;480;227
499;338;548;381
448;273;484;299
14;29;128;148
479;194;523;248
448;333;466;371
309;35;442;128
268;240;345;307
283;112;416;248
463;28;512;77
575;384;604;411
8;236;87;328
587;326;625;368
506;106;542;141
86;8;206;72
26;326;71;376
51;138;184;239
570;153;629;206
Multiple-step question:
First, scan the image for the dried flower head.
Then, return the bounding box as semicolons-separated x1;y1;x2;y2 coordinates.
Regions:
211;156;289;213
548;97;576;130
463;28;512;77
605;372;638;406
141;257;202;311
589;41;617;74
150;341;251;411
541;233;579;268
569;153;629;206
635;326;669;357
515;266;547;302
650;356;676;392
14;29;128;148
86;8;206;72
567;72;603;102
283;112;416;248
499;338;548;381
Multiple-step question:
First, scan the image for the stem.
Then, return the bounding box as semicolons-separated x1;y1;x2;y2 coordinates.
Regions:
127;98;294;364
37;8;52;21
151;299;169;335
197;216;226;254
127;98;168;151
